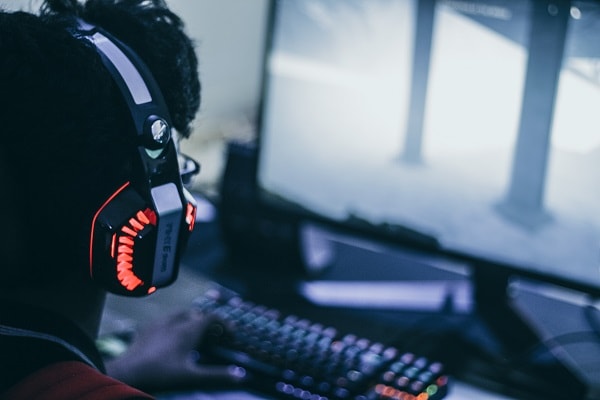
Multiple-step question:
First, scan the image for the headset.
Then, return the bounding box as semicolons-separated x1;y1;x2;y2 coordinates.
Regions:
72;20;197;297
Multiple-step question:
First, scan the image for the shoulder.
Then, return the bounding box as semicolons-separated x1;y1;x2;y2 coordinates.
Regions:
2;361;154;400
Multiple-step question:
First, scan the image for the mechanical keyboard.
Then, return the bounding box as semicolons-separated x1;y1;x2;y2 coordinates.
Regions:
193;287;450;400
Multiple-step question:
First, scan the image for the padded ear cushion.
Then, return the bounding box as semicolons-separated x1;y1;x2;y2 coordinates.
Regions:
90;182;159;296
90;180;197;297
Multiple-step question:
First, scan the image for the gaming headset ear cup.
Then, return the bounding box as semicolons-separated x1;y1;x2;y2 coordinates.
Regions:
90;184;159;296
90;181;197;297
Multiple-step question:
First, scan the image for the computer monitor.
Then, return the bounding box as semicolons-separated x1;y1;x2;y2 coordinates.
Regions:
254;0;600;298
211;1;600;396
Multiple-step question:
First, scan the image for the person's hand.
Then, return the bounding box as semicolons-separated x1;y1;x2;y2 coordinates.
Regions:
105;309;246;394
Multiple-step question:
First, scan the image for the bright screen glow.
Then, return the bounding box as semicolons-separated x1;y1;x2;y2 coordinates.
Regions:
258;0;600;289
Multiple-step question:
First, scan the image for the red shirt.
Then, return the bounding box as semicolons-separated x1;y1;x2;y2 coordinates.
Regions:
2;361;153;400
0;300;153;400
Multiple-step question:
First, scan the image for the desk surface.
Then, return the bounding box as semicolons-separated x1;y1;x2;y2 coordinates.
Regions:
102;267;516;400
100;198;598;400
102;266;522;400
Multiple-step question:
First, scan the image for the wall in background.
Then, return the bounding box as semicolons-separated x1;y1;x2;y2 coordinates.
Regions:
0;0;269;193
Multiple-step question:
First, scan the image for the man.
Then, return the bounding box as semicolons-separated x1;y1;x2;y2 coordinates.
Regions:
0;0;240;397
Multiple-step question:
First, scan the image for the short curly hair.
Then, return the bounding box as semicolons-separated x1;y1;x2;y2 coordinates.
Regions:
0;0;200;286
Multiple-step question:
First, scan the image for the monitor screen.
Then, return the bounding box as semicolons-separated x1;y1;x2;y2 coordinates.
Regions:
256;0;600;292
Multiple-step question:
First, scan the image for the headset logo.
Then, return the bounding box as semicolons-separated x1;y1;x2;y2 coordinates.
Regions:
160;222;174;272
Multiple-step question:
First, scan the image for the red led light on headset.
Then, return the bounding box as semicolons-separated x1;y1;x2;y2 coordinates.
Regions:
115;208;157;291
90;182;159;293
186;202;196;232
